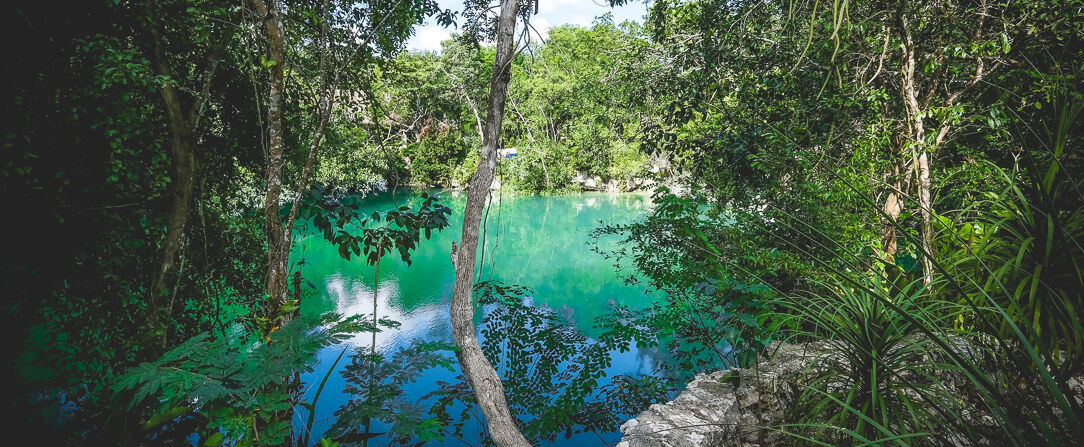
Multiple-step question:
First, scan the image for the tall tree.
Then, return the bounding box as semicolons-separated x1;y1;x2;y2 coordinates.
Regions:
249;0;451;326
249;0;292;323
144;0;220;347
450;0;531;445
889;0;1004;284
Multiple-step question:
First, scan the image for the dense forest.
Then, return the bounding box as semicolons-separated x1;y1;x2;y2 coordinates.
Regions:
2;0;1082;445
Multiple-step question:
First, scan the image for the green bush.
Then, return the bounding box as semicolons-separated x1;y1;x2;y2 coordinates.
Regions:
504;141;576;193
607;140;649;187
945;160;1084;378
402;123;467;187
113;314;372;446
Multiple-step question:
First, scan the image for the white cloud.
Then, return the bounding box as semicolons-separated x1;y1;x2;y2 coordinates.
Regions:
539;0;582;14
407;25;451;53
528;16;552;40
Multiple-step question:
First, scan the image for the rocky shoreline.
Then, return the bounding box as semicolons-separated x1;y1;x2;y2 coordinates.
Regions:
617;343;820;447
616;340;1084;447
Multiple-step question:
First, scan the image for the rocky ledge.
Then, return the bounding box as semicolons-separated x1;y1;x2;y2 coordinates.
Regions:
617;343;821;447
617;340;1084;447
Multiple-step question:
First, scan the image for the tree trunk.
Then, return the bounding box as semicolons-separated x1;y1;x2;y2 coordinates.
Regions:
881;163;902;260
449;1;530;445
148;72;195;320
251;0;290;319
890;4;989;286
145;0;206;348
916;150;935;284
153;118;196;344
252;0;335;325
881;157;914;288
898;12;935;285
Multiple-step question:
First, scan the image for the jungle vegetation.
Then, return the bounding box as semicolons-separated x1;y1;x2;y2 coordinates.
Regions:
2;0;1082;445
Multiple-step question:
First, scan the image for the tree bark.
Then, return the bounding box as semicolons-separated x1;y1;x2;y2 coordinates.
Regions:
148;58;196;319
449;0;530;445
881;163;902;259
898;12;936;285
251;0;335;325
893;4;990;285
145;0;213;347
251;0;291;319
916;150;934;284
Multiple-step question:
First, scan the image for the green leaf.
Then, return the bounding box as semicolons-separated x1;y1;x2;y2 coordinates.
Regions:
202;432;225;447
143;406;192;431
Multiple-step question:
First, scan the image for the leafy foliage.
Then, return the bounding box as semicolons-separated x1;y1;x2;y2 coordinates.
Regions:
593;188;783;371
327;340;457;446
114;313;372;446
945;101;1084;379
319;18;659;193
302;187;452;266
7;0;1084;444
784;277;964;444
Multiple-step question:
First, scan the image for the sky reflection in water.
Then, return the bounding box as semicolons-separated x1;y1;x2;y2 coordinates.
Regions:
294;190;665;446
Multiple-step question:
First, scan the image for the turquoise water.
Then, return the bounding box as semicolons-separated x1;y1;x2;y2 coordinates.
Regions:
293;189;663;445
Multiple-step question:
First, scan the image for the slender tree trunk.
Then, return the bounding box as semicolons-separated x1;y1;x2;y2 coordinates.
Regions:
251;0;291;320
247;1;338;443
249;3;304;440
251;0;333;325
449;1;530;445
442;67;484;138
889;3;991;286
471;103;484;139
894;5;989;285
881;164;902;260
916;150;934;284
150;91;195;320
898;12;935;285
881;157;914;288
145;0;212;348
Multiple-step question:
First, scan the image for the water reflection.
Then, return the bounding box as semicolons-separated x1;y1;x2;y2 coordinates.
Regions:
324;274;451;350
320;282;672;446
294;191;671;446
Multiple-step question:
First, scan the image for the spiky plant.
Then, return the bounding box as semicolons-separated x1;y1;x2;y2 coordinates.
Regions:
946;136;1084;383
783;276;969;445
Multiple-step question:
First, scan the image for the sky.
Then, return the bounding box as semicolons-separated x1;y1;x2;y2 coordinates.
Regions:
406;0;649;52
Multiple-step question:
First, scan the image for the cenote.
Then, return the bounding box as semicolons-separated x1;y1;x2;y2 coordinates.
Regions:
293;189;669;446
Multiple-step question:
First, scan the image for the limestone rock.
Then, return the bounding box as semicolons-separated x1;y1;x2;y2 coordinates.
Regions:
619;343;821;447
